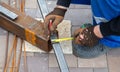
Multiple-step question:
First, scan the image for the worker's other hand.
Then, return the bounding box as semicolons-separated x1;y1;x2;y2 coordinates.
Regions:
74;26;100;47
74;28;84;44
44;7;67;34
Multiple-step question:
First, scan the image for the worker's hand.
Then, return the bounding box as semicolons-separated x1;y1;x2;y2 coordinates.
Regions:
74;28;84;44
74;26;100;47
44;7;67;34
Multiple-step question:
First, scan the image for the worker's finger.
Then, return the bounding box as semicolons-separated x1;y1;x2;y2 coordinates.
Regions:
50;16;63;31
45;15;56;25
44;15;55;36
74;35;82;44
74;28;84;38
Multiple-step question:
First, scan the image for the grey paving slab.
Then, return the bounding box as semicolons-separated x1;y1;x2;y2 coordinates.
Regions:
47;0;56;11
0;28;7;35
74;4;91;9
65;9;92;25
25;0;37;8
49;54;77;67
70;68;78;72
34;52;48;56
22;52;34;57
20;54;49;72
0;69;2;72
0;35;7;68
49;67;93;72
78;68;93;72
69;4;76;9
94;68;108;72
107;48;120;72
78;55;107;68
25;9;40;18
49;67;60;72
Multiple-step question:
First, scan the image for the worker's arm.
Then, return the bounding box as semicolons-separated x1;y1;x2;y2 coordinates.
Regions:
100;16;120;37
57;0;71;7
44;0;71;33
74;16;120;47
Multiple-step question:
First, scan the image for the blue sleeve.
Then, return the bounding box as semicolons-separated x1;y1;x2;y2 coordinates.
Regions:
100;16;120;37
71;0;91;5
57;0;91;7
57;0;71;7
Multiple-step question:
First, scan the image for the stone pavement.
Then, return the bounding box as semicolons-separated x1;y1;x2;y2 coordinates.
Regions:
0;0;120;72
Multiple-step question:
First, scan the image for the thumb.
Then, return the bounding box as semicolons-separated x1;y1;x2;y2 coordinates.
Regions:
50;16;63;31
74;28;84;37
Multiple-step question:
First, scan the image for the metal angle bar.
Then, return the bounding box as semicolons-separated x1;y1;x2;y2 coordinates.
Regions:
37;0;69;72
50;34;69;72
0;5;18;20
37;0;49;20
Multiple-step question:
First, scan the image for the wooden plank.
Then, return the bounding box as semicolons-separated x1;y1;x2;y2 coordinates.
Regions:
0;2;52;52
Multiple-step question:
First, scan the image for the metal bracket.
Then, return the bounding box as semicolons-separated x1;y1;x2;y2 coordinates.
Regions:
37;0;69;72
0;5;18;20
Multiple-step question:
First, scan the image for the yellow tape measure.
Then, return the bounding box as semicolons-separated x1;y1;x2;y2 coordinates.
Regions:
51;37;73;43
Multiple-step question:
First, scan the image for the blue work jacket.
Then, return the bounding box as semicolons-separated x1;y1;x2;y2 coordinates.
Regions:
71;0;120;48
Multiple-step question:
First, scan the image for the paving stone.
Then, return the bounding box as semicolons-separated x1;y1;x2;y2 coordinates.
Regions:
25;9;41;18
70;68;93;72
23;41;46;53
94;68;108;72
20;54;49;72
65;9;92;25
78;55;107;68
0;28;7;35
74;4;91;9
69;68;79;72
69;4;75;9
25;0;37;8
64;54;78;67
49;54;77;67
107;48;120;72
49;67;60;72
34;52;48;56
47;0;56;11
49;67;93;72
0;35;7;68
0;69;2;72
22;52;34;57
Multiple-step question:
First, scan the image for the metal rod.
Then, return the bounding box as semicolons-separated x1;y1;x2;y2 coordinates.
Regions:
15;39;23;72
10;36;17;72
4;35;17;72
20;0;25;12
3;32;9;72
37;0;69;72
23;41;28;72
